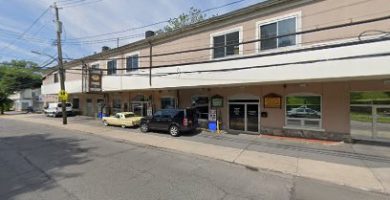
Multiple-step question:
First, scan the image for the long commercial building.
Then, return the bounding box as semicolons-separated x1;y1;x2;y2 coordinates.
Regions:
42;0;390;142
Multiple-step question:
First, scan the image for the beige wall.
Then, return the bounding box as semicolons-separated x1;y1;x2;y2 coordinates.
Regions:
178;81;361;134
44;0;390;92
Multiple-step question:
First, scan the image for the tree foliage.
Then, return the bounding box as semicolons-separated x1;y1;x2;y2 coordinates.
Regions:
0;60;42;114
156;7;207;34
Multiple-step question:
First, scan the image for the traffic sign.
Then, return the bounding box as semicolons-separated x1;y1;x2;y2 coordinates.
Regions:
58;90;68;101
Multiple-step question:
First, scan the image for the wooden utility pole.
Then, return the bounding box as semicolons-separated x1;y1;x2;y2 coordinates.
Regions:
54;2;67;125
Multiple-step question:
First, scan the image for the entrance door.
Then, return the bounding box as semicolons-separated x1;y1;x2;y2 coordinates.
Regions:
131;101;148;116
86;99;93;117
374;106;390;140
350;105;390;141
229;101;259;133
229;104;245;131
247;104;259;132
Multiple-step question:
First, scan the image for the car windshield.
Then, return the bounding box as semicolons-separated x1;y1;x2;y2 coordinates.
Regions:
124;113;135;118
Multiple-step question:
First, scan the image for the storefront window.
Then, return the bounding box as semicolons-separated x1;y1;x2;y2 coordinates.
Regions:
112;99;122;113
286;95;321;129
72;98;79;109
161;97;176;109
192;96;209;119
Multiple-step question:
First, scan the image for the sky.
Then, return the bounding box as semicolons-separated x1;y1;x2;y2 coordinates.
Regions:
0;0;263;67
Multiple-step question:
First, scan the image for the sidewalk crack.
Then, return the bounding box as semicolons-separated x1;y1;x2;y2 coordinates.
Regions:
232;136;256;163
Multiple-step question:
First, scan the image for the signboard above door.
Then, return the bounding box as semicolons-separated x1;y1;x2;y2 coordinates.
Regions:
264;93;282;108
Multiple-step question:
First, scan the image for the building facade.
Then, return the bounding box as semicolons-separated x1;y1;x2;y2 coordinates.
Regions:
41;0;390;141
9;88;43;112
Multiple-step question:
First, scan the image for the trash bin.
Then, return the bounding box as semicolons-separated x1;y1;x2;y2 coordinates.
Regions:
98;112;103;119
208;121;217;132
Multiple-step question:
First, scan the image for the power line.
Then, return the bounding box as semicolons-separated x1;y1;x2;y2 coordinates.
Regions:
65;37;390;73
62;0;249;42
0;7;51;53
58;0;376;45
63;15;390;64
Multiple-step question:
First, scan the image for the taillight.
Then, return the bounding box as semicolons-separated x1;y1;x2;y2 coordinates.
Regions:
183;117;188;127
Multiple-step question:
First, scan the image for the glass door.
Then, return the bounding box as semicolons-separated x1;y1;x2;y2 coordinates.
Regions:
229;102;260;133
375;106;390;140
229;104;245;131
246;104;259;132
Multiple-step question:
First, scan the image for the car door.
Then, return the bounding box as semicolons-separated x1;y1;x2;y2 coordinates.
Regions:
111;113;122;125
160;110;174;130
149;111;163;130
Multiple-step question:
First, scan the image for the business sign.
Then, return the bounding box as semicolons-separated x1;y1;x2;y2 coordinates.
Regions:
89;69;102;92
264;93;282;108
211;95;224;108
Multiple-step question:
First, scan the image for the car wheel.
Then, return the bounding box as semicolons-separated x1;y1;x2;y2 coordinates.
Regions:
140;123;149;133
121;124;127;129
103;120;109;126
169;125;180;137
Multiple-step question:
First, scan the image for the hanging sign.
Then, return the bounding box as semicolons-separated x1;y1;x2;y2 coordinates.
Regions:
264;93;282;108
211;95;224;108
89;69;102;92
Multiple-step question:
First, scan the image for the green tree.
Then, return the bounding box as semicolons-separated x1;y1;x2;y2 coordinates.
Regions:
156;7;207;34
0;60;42;114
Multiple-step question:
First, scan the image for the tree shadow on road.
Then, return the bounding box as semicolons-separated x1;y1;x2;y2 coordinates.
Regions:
0;133;94;200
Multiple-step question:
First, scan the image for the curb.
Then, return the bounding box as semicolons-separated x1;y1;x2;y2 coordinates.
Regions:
2;115;389;195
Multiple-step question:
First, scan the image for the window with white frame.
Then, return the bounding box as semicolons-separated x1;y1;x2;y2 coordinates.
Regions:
107;59;117;75
161;97;176;109
212;31;240;59
259;16;297;51
126;54;139;72
285;95;322;129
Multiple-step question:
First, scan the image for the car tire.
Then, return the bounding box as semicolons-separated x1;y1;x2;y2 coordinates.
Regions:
169;125;180;137
103;120;109;126
140;123;149;133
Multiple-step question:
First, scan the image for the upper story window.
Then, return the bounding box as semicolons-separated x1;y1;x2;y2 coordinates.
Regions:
91;64;99;69
126;54;139;72
107;59;117;75
54;73;58;83
211;28;242;59
258;13;300;51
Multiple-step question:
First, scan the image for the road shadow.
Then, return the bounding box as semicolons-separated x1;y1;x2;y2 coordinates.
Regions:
0;133;94;200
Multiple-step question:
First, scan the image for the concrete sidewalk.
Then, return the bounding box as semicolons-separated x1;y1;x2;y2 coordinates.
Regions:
2;114;390;195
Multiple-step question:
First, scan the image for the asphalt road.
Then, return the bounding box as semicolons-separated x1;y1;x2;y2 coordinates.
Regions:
0;118;388;200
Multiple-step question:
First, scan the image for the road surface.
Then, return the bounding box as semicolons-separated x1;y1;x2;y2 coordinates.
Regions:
0;118;388;200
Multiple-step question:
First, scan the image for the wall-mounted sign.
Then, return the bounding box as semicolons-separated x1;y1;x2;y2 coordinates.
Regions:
211;95;224;108
89;69;102;93
209;109;217;121
264;93;282;108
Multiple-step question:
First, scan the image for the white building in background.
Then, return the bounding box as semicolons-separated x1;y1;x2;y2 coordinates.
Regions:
9;88;43;112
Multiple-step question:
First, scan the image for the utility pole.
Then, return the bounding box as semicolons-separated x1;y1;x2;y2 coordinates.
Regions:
54;2;67;125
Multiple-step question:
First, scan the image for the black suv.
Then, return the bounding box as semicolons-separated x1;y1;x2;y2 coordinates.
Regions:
140;109;196;136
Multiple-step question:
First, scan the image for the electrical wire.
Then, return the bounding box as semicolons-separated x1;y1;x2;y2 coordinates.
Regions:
62;15;390;64
0;7;51;53
59;0;378;45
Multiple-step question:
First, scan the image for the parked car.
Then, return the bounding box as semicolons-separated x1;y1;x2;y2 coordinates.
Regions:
140;108;196;137
287;105;321;118
43;102;73;117
102;112;142;128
